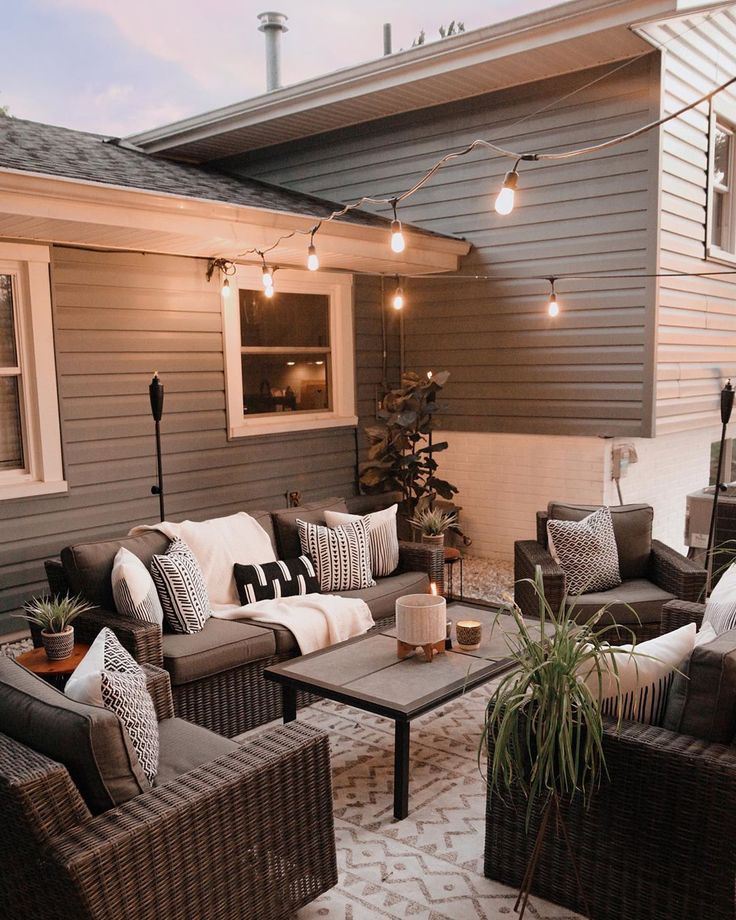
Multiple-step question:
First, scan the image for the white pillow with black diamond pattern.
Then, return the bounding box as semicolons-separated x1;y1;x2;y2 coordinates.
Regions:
111;547;164;628
547;506;622;596
150;538;210;634
703;562;736;635
65;627;159;784
298;518;375;592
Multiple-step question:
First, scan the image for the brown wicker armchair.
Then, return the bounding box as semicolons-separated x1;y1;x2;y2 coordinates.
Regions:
484;600;736;920
0;662;337;920
515;502;707;641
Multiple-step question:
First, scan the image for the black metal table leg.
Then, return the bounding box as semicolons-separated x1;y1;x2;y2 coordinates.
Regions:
282;685;297;723
394;719;410;819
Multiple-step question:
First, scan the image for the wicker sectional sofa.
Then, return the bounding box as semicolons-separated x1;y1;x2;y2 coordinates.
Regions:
43;493;444;737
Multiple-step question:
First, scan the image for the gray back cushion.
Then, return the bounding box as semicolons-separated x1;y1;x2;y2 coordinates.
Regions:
0;658;149;814
247;509;277;551
547;502;653;580
345;492;403;516
271;497;348;558
663;628;736;743
62;531;170;610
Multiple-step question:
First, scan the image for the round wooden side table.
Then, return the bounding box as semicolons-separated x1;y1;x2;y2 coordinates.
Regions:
15;643;90;689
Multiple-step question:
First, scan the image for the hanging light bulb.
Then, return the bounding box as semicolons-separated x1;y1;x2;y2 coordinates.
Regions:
260;256;272;289
494;167;519;216
307;232;320;272
390;199;405;253
264;284;274;299
392;281;404;310
547;279;560;317
221;277;231;297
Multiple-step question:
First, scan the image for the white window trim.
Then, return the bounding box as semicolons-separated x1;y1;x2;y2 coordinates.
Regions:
0;243;66;500
706;100;736;266
223;266;356;438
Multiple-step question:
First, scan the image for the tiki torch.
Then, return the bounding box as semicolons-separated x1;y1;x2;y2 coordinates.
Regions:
149;372;165;522
706;379;734;592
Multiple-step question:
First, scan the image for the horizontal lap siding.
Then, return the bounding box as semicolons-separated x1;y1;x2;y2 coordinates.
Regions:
650;8;736;434
0;247;357;616
228;57;660;438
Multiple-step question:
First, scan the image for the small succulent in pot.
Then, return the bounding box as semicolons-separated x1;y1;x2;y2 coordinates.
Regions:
22;595;92;661
409;507;458;546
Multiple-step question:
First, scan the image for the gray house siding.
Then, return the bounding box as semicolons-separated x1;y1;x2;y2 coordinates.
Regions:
220;55;662;438
1;246;366;620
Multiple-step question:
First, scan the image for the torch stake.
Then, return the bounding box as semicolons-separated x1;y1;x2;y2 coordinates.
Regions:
149;372;166;522
706;380;734;594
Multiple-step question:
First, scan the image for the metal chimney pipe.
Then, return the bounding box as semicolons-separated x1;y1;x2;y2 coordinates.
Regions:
383;23;392;55
257;11;288;92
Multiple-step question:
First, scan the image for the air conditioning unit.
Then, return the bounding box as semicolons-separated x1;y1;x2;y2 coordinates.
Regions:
685;485;736;566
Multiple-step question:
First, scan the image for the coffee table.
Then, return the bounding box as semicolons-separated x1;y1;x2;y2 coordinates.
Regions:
265;602;536;820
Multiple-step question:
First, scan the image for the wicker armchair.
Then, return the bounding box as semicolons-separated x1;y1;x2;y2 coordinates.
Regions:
0;664;337;920
515;503;707;641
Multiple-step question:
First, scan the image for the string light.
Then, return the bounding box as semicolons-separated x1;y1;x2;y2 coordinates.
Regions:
392;277;404;310
264;284;274;298
547;278;559;317
495;162;520;216
307;227;319;271
259;254;273;289
206;258;236;297
221;278;231;297
390;199;405;253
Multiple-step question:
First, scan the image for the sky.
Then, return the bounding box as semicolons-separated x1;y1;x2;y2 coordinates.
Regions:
0;0;554;137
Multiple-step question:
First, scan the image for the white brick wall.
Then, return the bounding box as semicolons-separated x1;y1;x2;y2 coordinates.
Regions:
438;427;718;560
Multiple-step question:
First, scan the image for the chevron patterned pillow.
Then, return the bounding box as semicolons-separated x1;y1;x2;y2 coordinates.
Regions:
150;538;210;634
297;518;375;592
547;506;622;596
234;555;320;605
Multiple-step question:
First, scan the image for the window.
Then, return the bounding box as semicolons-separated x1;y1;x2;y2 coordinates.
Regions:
223;268;355;437
0;244;65;499
708;105;736;260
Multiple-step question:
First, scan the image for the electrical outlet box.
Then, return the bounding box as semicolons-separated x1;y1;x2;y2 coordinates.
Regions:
612;443;638;479
287;491;302;508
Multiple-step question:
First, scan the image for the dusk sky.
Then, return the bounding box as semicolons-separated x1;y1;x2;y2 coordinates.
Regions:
2;1;552;137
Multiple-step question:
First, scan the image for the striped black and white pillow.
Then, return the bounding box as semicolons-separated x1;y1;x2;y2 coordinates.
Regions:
150;538;210;634
703;563;736;635
324;504;400;577
298;518;375;593
233;555;319;605
111;547;164;627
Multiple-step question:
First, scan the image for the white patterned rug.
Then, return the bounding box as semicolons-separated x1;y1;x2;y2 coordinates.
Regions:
243;687;584;920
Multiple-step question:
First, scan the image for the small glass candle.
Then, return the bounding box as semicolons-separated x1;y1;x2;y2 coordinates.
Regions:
456;619;482;651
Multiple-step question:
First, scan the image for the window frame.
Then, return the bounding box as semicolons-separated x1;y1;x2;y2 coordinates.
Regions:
707;100;736;265
223;266;356;438
0;243;66;500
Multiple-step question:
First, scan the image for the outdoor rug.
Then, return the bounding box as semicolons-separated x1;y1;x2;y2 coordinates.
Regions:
242;685;584;920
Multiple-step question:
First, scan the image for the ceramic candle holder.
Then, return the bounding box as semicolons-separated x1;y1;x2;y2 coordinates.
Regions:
456;620;482;651
396;593;447;662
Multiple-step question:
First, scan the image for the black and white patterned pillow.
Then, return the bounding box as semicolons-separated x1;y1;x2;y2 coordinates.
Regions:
111;547;164;627
297;518;375;592
233;555;319;605
324;504;400;577
547;507;621;596
703;563;736;634
100;671;159;785
150;538;210;634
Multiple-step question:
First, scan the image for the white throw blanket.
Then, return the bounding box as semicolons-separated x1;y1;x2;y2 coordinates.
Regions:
130;513;374;653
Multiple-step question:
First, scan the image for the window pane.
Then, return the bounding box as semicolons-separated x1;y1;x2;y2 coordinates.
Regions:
242;354;330;415
714;124;732;188
0;376;24;470
713;190;726;248
0;274;18;366
240;289;329;348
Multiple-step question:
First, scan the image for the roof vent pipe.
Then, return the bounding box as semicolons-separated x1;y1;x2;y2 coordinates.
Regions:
257;11;288;92
383;23;392;55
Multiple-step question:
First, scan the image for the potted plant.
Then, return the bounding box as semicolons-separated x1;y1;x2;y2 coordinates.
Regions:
483;569;632;919
408;507;458;546
22;595;92;661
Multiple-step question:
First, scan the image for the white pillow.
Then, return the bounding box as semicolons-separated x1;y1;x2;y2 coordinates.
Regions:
65;626;141;707
111;547;164;627
324;504;399;577
696;621;718;646
297;518;375;592
703;563;736;635
547;507;622;596
581;622;697;726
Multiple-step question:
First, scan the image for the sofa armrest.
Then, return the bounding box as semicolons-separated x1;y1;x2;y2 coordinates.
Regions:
661;598;706;634
397;541;444;593
72;606;163;667
48;723;337;920
650;540;707;603
513;540;566;619
141;664;174;721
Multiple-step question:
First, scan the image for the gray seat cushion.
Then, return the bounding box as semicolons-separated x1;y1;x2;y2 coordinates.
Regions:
566;578;675;626
663;628;736;742
548;502;653;580
155;717;238;786
272;497;348;559
162;618;276;685
0;657;148;814
62;531;170;610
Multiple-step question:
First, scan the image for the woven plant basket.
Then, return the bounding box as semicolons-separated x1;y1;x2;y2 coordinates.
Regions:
41;626;75;661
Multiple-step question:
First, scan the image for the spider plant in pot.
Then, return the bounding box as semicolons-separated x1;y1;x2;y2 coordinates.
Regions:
22;595;92;661
483;568;634;919
408;507;458;546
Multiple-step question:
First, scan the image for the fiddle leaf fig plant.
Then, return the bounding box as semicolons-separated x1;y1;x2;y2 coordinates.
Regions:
359;371;458;513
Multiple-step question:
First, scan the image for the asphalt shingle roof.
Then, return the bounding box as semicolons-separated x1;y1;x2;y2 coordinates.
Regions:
0;116;432;234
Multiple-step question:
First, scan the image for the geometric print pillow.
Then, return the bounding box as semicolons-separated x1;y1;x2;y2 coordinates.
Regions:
297;518;375;593
233;555;319;606
547;507;622;596
150;538;210;634
324;504;400;577
111;547;164;628
703;562;736;635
